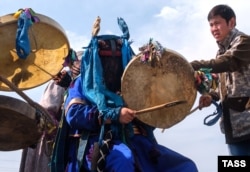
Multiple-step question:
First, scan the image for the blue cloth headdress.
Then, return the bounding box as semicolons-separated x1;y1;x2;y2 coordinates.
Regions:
80;17;134;143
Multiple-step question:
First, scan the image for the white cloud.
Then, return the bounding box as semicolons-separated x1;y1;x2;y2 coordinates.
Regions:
155;6;180;20
66;30;89;51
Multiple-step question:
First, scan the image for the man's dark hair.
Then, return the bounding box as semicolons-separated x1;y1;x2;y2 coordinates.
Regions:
207;4;236;25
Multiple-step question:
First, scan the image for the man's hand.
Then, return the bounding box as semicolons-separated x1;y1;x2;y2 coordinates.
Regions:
53;70;72;88
199;94;212;110
119;107;136;124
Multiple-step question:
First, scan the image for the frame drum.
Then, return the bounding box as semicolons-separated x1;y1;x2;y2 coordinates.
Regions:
0;13;70;91
0;95;42;151
121;48;197;129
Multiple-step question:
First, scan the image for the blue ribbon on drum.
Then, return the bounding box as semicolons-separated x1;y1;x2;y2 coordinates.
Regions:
14;8;40;59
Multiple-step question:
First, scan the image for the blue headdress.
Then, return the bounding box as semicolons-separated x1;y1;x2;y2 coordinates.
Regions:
80;17;134;143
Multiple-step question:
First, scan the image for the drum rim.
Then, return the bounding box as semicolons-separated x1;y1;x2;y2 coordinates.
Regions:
121;48;197;128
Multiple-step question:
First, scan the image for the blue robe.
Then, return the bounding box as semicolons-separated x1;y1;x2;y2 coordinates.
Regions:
130;135;198;172
63;76;134;172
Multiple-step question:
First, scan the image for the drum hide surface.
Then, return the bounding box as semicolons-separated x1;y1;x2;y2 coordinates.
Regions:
121;48;197;129
0;13;70;91
0;95;41;151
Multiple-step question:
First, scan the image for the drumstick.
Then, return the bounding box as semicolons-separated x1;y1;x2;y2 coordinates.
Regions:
187;106;199;115
135;100;187;115
0;75;55;125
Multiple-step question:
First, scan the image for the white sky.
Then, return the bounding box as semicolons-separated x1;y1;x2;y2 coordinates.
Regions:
1;0;250;171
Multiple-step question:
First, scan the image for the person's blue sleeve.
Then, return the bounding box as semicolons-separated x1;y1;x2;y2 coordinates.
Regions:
64;76;99;131
66;104;99;131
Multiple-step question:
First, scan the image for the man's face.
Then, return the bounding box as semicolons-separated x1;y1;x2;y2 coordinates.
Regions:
209;15;235;42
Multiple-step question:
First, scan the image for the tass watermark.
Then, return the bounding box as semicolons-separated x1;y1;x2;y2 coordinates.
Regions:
218;156;250;172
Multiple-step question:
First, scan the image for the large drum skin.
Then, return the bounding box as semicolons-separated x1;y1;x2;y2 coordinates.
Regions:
121;48;197;129
0;95;42;151
0;13;70;91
